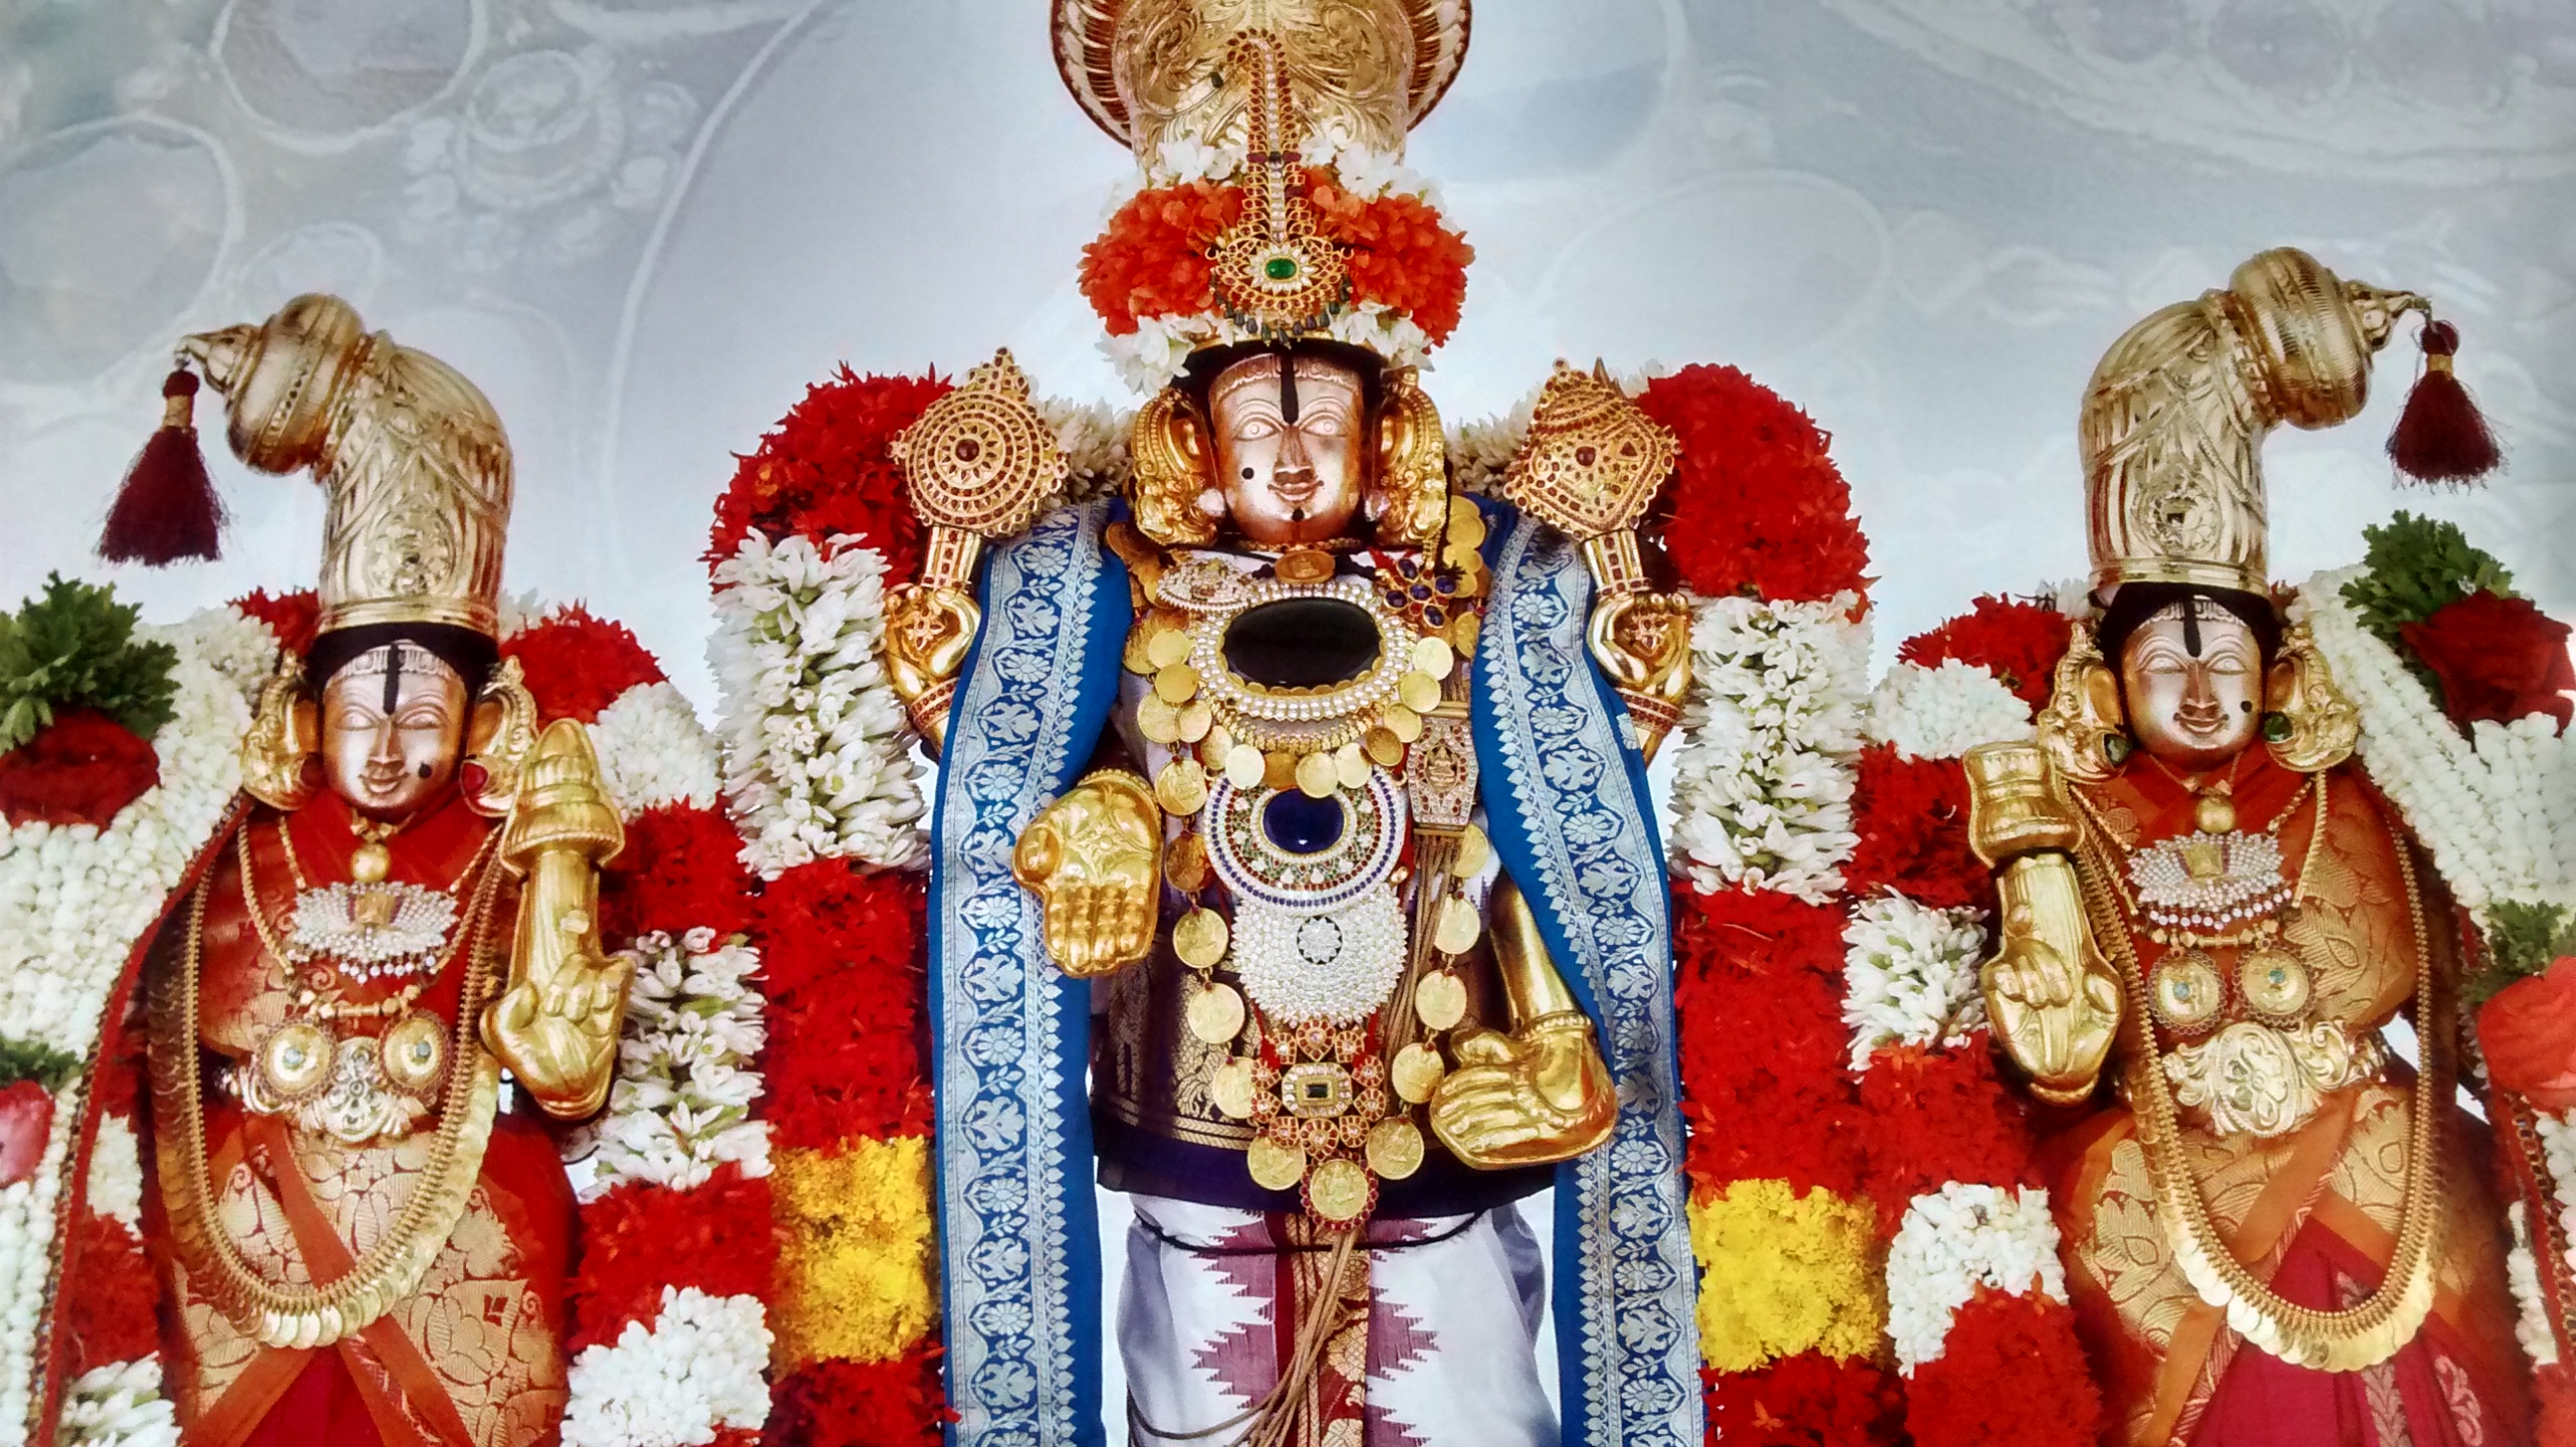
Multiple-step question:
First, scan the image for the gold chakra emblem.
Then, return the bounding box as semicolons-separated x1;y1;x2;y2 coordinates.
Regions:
1305;1158;1373;1224
896;349;1068;538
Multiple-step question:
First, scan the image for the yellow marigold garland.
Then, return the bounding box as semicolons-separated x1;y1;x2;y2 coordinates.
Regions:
1690;1178;1883;1373
769;1135;939;1368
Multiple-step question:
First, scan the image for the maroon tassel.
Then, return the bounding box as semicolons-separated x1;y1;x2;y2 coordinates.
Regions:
98;369;224;565
2386;319;2502;486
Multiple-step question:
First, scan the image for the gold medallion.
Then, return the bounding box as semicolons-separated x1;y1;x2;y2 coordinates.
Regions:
1447;496;1488;550
1209;1056;1256;1119
1390;1042;1445;1103
1168;832;1211;893
1447;612;1481;657
1154;662;1203;705
258;1021;334;1101
1364;726;1406;768
1415;971;1469;1033
1146;625;1196;670
1398;670;1442;714
1306;1158;1372;1223
1224;743;1267;791
1176;700;1214;743
1451;824;1491;879
1206;722;1236;762
1276;548;1337;584
379;1013;446;1094
1334;742;1369;790
1136;694;1182;744
1248;1135;1308;1192
1123;626;1156;675
1187;980;1247;1045
1264;750;1301;792
1384;705;1423;743
2150;947;2224;1036
1366;1118;1424;1181
1433;895;1481;956
2239;945;2313;1023
1174;908;1230;969
1156;758;1209;815
1411;636;1454;681
1296;752;1340;799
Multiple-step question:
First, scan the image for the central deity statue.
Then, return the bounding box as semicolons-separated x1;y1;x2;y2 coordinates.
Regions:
877;1;1710;1441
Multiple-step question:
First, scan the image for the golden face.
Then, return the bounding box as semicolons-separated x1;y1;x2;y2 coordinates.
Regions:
2120;602;2263;772
321;644;469;820
1208;354;1369;547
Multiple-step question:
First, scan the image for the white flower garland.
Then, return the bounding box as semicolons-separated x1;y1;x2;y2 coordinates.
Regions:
560;1288;772;1447
51;1360;176;1447
1104;303;1437;394
1446;369;1667;501
1666;593;1871;903
1841;896;1991;1073
709;533;924;877
1863;660;2033;763
2507;1202;2561;1368
588;929;768;1197
588;682;721;818
1883;1183;2068;1372
83;1115;141;1233
1036;395;1132;508
0;606;268;1446
2297;567;2573;921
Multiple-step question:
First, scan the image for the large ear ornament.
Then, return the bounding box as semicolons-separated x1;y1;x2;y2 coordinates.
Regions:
1372;367;1448;550
2263;621;2360;773
240;659;321;811
1130;387;1218;549
460;656;542;818
2036;623;2128;786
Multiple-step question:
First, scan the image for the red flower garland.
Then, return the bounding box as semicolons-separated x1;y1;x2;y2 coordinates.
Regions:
768;1348;952;1446
1305;172;1474;344
1898;595;2072;716
756;863;932;1149
1853;1044;2032;1229
600;804;758;945
1637;366;1870;608
1902;1289;2101;1447
569;1167;779;1353
230;587;320;657
1674;886;1866;1198
61;1208;159;1374
1844;747;1987;911
1702;1353;1903;1446
2400;589;2576;733
1078;183;1243;336
0;710;158;829
708;369;948;578
501;605;667;724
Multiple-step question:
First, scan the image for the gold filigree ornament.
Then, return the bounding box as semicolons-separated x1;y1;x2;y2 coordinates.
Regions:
2078;828;2446;1370
460;656;541;817
1371;366;1450;550
897;349;1070;543
1500;361;1678;544
152;858;507;1350
1128;387;1219;550
241;657;322;811
2035;623;2131;787
2262;620;2361;774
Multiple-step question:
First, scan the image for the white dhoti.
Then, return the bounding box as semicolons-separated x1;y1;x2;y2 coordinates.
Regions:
1117;1195;1557;1447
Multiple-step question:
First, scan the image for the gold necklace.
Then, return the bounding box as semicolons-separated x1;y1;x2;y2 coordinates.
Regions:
148;842;508;1350
2071;811;2444;1370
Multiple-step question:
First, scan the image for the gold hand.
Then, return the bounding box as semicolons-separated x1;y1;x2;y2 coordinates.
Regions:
1428;1012;1617;1167
1585;589;1694;762
1011;770;1162;978
479;719;630;1120
1981;853;2120;1106
885;581;983;754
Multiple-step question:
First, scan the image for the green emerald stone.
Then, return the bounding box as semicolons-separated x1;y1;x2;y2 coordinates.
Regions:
1264;256;1299;281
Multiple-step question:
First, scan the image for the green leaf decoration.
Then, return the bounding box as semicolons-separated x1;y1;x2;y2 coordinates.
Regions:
2337;513;2516;711
0;1036;83;1092
2470;900;2576;1010
0;574;181;754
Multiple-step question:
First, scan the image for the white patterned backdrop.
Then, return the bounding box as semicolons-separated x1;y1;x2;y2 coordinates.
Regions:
1;0;2567;690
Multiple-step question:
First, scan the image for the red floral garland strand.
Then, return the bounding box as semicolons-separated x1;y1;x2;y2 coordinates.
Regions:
1636;366;1870;608
708;369;949;577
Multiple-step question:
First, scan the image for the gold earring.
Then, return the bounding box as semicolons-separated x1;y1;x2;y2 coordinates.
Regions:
1130;388;1217;549
2262;621;2359;773
2036;623;2128;785
459;657;541;817
1372;367;1448;551
240;660;320;810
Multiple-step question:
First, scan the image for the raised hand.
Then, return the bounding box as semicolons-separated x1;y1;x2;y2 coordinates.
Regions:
1011;770;1162;978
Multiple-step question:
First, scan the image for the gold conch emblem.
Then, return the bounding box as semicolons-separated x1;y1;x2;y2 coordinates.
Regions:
897;349;1069;540
1501;361;1679;542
